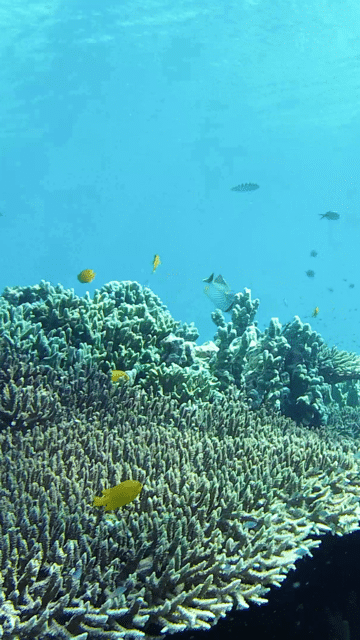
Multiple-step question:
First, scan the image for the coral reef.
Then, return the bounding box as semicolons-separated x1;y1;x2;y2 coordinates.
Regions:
209;303;360;426
0;280;218;405
3;279;360;428
1;279;360;637
1;382;360;638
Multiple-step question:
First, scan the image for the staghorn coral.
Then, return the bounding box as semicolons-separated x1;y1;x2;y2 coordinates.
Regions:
0;338;61;429
0;334;122;431
0;382;360;638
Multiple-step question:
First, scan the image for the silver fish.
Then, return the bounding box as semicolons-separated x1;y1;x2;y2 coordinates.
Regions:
203;273;236;312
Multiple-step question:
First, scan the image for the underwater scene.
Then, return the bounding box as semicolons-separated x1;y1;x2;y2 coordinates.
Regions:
1;1;360;639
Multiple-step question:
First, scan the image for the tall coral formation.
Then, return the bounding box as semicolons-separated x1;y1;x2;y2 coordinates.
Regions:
209;300;360;426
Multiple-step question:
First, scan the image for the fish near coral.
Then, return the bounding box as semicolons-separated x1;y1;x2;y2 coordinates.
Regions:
152;254;161;273
93;480;142;511
203;273;236;312
111;369;129;383
312;306;319;317
320;211;340;220
77;269;96;283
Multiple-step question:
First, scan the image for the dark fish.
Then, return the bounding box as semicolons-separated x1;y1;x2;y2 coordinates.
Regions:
231;183;259;192
203;273;236;312
320;211;340;220
305;270;315;278
350;283;355;288
310;249;318;257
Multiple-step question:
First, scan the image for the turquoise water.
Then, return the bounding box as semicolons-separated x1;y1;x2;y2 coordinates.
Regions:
1;0;360;350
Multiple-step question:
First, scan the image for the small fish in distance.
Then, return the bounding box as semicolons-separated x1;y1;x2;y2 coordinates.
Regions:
152;254;161;273
231;183;259;192
306;270;315;278
203;273;236;312
320;211;340;220
310;249;318;257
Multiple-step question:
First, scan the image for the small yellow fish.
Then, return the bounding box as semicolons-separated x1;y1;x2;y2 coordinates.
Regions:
93;480;142;511
111;370;129;383
152;254;161;273
77;269;96;283
312;306;319;317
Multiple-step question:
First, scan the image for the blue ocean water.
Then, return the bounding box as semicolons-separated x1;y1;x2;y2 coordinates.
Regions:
1;0;360;351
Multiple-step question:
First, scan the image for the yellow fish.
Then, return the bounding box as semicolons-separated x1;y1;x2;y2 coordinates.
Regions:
152;254;161;273
312;306;319;317
93;480;142;511
111;370;129;383
77;269;96;283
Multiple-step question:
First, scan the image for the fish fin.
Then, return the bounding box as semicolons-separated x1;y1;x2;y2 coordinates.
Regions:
224;295;236;312
213;274;230;290
203;273;214;283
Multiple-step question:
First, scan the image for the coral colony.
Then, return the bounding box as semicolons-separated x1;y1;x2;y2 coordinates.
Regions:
1;280;360;637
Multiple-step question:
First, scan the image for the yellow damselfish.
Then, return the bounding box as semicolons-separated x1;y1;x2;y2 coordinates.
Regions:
111;370;129;383
93;480;142;511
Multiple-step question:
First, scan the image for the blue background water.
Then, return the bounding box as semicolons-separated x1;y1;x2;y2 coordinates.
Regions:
1;0;359;351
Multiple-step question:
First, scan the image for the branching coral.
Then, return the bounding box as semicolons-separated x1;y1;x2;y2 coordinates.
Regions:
318;345;360;384
1;384;360;638
0;280;216;404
